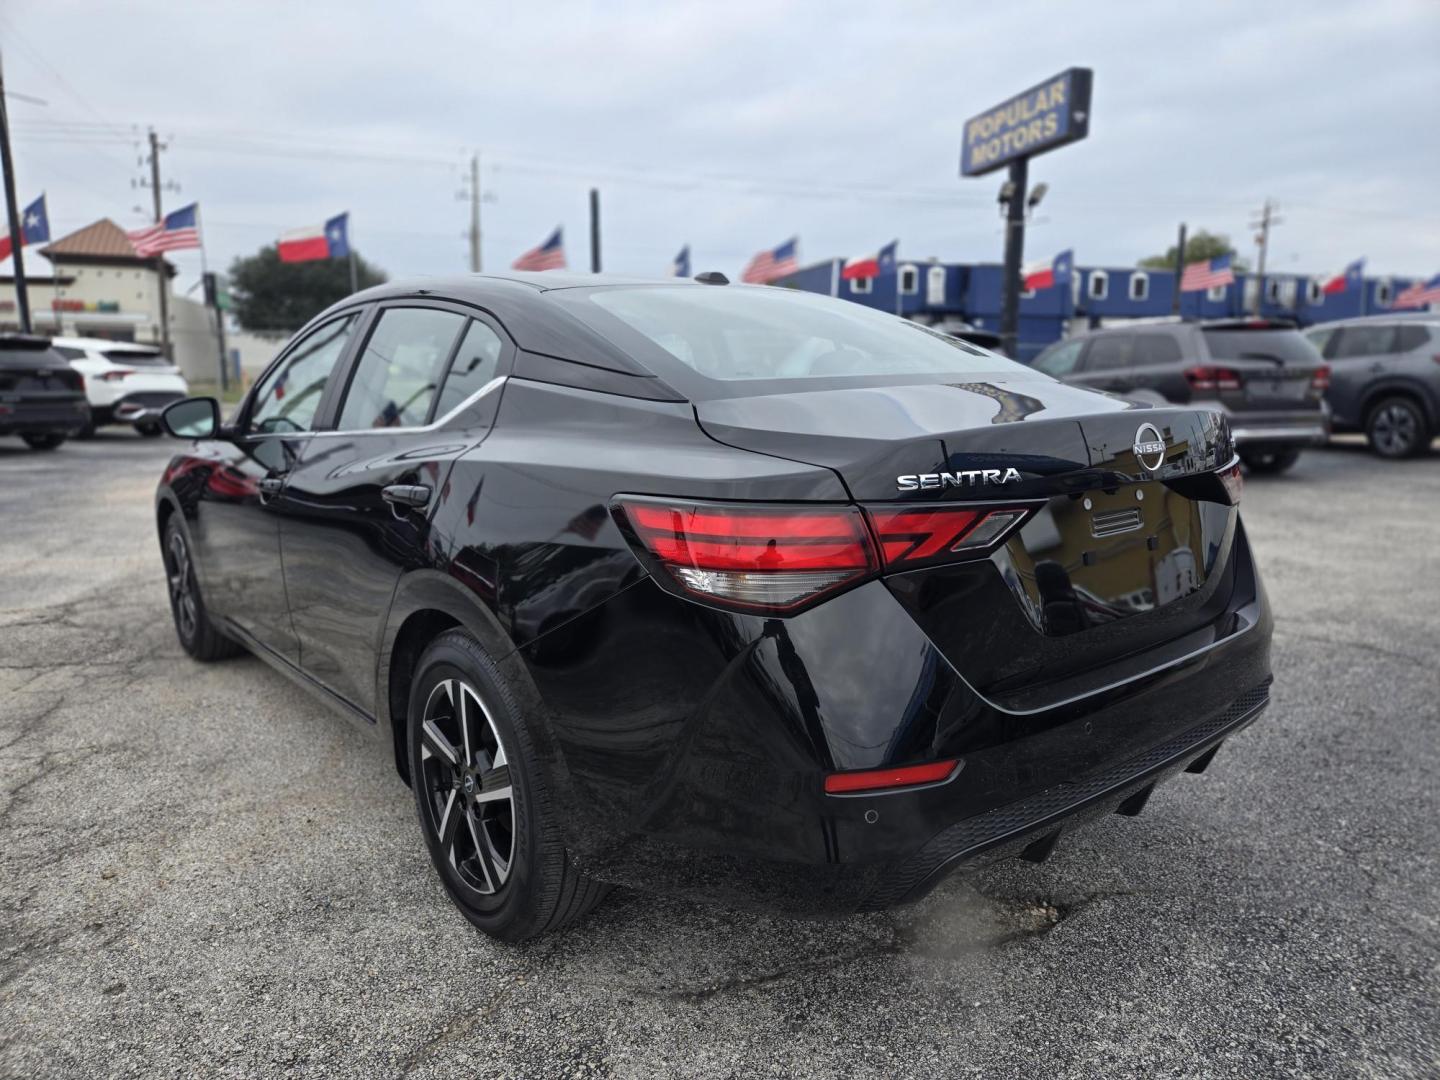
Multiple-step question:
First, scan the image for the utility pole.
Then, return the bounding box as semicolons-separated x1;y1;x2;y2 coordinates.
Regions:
589;188;601;273
1249;198;1281;315
1171;222;1187;316
0;50;32;333
144;129;173;359
998;159;1027;359
468;153;482;273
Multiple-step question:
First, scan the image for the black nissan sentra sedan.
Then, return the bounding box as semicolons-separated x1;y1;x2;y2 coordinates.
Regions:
155;272;1271;941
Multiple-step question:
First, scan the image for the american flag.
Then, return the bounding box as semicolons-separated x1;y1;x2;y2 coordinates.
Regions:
741;237;799;284
512;227;566;271
1180;254;1235;293
1393;273;1440;310
128;203;201;257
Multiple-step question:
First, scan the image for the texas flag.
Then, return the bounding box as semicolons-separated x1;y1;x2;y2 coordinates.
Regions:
1022;249;1073;291
1320;258;1365;295
278;212;351;263
0;194;51;261
841;240;898;281
672;244;691;278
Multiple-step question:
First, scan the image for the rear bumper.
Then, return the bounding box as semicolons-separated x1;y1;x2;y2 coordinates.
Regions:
517;515;1274;914
0;396;89;434
112;391;185;424
1228;404;1332;447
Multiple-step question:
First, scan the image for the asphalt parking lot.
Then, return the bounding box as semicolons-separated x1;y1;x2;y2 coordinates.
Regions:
1;431;1437;1079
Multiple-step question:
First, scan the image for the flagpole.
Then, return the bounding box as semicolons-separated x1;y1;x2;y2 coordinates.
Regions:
0;51;33;334
347;213;358;293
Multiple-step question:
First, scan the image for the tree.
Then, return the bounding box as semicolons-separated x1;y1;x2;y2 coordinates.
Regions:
1139;230;1248;272
228;246;387;332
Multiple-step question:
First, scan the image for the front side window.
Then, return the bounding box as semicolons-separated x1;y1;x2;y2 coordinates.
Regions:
248;313;359;434
337;307;465;430
581;286;1020;381
433;320;505;419
1031;338;1084;377
1395;325;1432;352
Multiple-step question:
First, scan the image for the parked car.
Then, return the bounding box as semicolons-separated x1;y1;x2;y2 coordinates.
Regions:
916;316;1006;354
1030;318;1330;474
1302;314;1439;458
155;274;1271;940
51;335;189;438
0;333;90;450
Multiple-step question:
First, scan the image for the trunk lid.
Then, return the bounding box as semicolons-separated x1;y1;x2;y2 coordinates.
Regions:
697;377;1242;703
1200;324;1326;410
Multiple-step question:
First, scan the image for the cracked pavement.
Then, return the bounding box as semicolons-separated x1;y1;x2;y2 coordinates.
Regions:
1;431;1437;1079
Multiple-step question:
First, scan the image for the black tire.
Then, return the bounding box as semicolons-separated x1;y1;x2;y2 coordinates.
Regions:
76;414;96;439
21;433;65;450
1366;396;1429;459
408;629;607;941
136;422;164;438
162;517;243;661
1239;447;1301;474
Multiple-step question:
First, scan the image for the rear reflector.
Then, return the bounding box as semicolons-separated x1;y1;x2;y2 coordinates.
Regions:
1184;365;1243;392
864;505;1029;569
824;759;959;795
613;498;878;613
1311;364;1331;390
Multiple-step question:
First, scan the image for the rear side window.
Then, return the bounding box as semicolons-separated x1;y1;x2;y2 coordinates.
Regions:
433;320;504;419
337;307;465;430
53;345;87;361
1084;334;1134;371
1132;333;1183;366
1395;325;1432;352
1031;338;1084;376
1203;329;1322;366
1330;325;1396;359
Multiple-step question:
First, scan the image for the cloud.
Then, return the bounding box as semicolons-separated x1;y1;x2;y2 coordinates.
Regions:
5;0;1438;288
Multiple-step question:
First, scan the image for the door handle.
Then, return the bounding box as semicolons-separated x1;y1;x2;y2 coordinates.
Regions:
382;484;432;510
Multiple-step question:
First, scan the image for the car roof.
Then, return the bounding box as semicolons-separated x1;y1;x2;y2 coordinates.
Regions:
350;270;717;302
51;335;163;351
1310;312;1440;327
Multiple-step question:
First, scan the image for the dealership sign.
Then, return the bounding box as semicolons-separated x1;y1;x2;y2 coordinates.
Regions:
51;299;121;313
960;68;1093;176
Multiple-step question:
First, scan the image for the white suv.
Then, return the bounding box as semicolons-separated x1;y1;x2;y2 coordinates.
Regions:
51;336;190;437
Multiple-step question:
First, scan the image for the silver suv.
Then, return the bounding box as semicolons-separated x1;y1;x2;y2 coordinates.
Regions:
1304;315;1439;458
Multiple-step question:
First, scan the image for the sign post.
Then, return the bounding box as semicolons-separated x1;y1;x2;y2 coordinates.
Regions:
961;68;1092;358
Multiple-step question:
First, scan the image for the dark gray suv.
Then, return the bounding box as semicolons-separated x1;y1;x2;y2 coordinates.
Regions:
1031;319;1330;474
1303;315;1439;458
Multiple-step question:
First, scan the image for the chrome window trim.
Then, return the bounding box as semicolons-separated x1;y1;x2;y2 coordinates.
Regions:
308;375;508;438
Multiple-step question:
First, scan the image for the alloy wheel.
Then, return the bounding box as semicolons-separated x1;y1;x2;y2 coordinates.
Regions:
1371;403;1418;456
419;678;516;896
166;530;198;642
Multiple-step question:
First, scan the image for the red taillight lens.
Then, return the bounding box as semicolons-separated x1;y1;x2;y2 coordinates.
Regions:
864;505;1030;569
613;498;878;613
1218;459;1244;505
1185;365;1242;392
99;369;137;382
824;759;959;795
1310;365;1331;390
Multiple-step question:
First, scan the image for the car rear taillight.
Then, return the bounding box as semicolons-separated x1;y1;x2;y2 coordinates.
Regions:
98;369;137;382
1218;459;1244;505
824;758;959;795
1310;365;1331;390
863;505;1030;570
612;498;878;613
1184;365;1243;392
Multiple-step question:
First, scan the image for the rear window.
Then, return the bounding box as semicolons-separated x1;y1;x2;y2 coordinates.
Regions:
103;348;167;366
583;287;1019;381
1202;329;1321;367
0;339;66;367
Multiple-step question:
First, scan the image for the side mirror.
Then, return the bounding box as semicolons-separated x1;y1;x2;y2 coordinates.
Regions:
161;397;221;439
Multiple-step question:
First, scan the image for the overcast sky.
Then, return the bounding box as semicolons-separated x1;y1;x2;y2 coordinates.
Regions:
5;0;1438;293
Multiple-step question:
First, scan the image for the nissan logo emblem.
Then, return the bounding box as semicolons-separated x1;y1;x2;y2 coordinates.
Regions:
1133;422;1166;472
